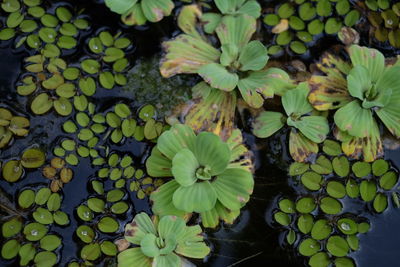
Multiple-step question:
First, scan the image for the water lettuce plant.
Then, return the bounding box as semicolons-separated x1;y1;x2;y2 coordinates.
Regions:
105;0;174;26
161;13;294;109
309;45;400;161
118;212;210;267
253;82;329;162
263;0;360;55
146;124;254;228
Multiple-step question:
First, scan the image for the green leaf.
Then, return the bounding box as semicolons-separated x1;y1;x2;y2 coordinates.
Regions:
171;148;199;186
118;248;152;267
98;217;119;233
146;147;172;177
380;171;398;190
289;131;318;163
252;111;285;138
198;63;239;92
213;168;253;210
18;189;35;208
289;162;309;176
349;45;385;83
2;217;22;238
282;82;313;116
19;243;36;266
1;239;20;260
301;171;322;191
216;15;256;50
141;0;174;23
327;181;346;199
373;193;388;213
40;235;61;251
337;218;358;235
33;207;53;224
310;155;332;174
352;161;371;178
372;159;389;176
320;197;342;214
311;219;332;240
274;211;291;226
297;214;314;234
21;148;45;168
309;252;330;267
296;197;316;213
360;180;377;201
238;40;268;71
105;0;137;14
278;198;295;213
157;124;196;160
31;93;53;115
334;100;375;138
81;243;101;261
346;179;360;198
150;181;187;218
299;238;320;256
347;65;372;100
158;215;186;242
326;236;349;257
332;156;350;177
335;257;355;267
173;181;217;213
23;222;48;241
220;44;239;67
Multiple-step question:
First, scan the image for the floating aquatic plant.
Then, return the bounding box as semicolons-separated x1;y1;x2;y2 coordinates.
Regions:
365;0;400;48
1;186;68;266
146;124;253;228
105;0;174;26
263;0;361;55
309;45;400;161
161;12;294;109
0;1;90;52
118;212;210;267
42;157;73;192
1;147;45;182
253;82;329;162
0;107;30;149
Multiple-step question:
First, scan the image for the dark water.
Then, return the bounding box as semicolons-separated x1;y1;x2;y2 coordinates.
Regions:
1;1;400;267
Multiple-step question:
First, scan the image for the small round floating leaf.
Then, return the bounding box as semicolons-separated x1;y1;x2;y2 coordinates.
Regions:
101;241;118;256
113;58;129;72
18;189;35;208
310;155;332;175
53;211;69;225
34;251;57;267
372;159;389;177
103;47;125;62
106;112;121;128
301;171;322;191
60;23;78;36
296;197;316;213
7;11;24;28
27;34;41;48
297;214;313;234
33;207;53;224
106;189;124;202
289;16;305;31
120;155;133;168
61;139;76;151
2;0;20;12
325;18;343;35
326;236;349;257
332;156;350;177
81;243;101;261
114;37;131;49
327;181;346;199
115;73;127;85
38;27;57;43
311;219;332;240
298;238;320;256
78;128;94;141
40;235;61;251
346;235;359;251
91;180;104;194
2;217;22;238
278;3;295;19
335;257;355;267
139;105;155;121
3;160;23;182
88;37;103;53
316;0;332;17
63;67;80;80
352;162;371;178
77;205;94;221
360;180;377;202
76;225;95;243
0;28;15;40
24;222;48;241
57;36;77;49
276;31;292;45
290;41;307;54
111;129;123;143
279;198;295;213
1;239;20;259
31;93;53;115
99;71;115;89
320;197;342;215
346;179;359;198
337;218;357;235
115;103;131;118
28;6;45;18
309;252;330;267
47;193;61;211
81;59;100;74
289;162;309;176
41;14;58;27
53;147;65;157
19;243;36;266
73;95;88;111
274;211;291;226
99;31;114;47
98;216;119;233
87;198;105;213
308;19;324;35
380;171;398;190
74;18;90;29
20;20;38;33
323;140;342;156
264;14;279;26
345;10;360;27
56;7;72;22
358;222;370;233
111;201;129;214
296;31;313;43
286;229;296;245
373;193;388;213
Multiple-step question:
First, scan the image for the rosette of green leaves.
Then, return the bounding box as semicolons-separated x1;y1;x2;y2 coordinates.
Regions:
253;83;329;162
366;0;400;47
201;0;261;34
0;1;89;52
0;108;30;149
146;124;254;228
85;31;133;89
1;186;68;266
2;147;45;182
118;212;210;267
161;14;294;109
309;45;400;162
105;0;174;26
263;0;360;55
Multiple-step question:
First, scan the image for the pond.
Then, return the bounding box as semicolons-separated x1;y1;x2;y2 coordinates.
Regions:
1;0;400;267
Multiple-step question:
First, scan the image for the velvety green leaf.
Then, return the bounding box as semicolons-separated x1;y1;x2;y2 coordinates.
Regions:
150;180;187;217
157;124;196;160
282;83;313;117
172;148;199;186
290;116;329;143
141;0;174;23
216;15;256;50
118;248;152;267
347;65;372;100
198;63;239;92
349;45;385;83
172;181;217;213
238;40;268;71
105;0;137;15
252;111;285;138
